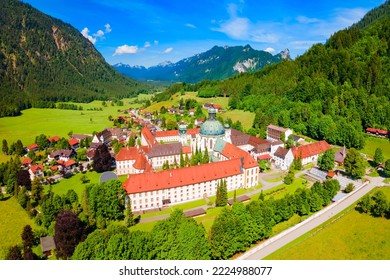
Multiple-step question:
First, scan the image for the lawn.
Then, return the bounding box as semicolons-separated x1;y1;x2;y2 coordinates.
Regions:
263;178;308;200
361;136;390;160
43;171;102;201
0;196;38;259
265;187;390;260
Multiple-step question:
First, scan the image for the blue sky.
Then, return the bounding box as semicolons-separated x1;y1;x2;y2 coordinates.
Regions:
23;0;385;67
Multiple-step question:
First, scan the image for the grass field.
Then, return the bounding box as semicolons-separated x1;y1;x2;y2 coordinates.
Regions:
265;187;390;260
0;196;39;259
0;98;144;147
361;136;390;160
44;171;103;200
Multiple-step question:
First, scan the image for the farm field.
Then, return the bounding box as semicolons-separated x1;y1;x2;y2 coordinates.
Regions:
265;187;390;260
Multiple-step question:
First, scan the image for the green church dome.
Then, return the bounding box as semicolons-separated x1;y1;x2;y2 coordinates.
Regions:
200;107;225;137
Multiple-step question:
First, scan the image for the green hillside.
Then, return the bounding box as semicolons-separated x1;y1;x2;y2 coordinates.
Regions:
156;1;390;150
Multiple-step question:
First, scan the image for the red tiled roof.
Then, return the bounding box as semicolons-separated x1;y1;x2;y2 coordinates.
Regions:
366;127;388;135
155;130;178;138
182;146;191;154
187;128;200;135
68;138;79;146
27;143;38;150
133;153;149;170
221;142;258;168
22;157;33;165
30;164;44;173
292;140;331;159
141;127;157;146
51;165;59;171
327;171;335;178
213;104;222;109
48;136;60;142
57;160;65;166
64;160;77;168
257;154;271;160
115;147;139;161
123;158;243;194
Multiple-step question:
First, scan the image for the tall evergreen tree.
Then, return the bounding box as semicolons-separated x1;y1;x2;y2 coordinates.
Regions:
2;139;8;155
373;147;384;166
124;198;135;227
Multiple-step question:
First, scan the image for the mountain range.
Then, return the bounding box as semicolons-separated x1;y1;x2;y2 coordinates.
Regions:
114;45;290;83
0;0;147;117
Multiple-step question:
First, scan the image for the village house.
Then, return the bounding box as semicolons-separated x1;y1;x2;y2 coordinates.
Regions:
26;143;39;152
273;147;294;170
22;157;33;167
48;149;76;162
29;164;44;181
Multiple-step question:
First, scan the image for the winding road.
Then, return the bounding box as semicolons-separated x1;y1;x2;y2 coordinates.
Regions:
236;176;387;260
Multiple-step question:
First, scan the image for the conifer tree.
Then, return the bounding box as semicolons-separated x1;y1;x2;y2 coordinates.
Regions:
125;198;135;227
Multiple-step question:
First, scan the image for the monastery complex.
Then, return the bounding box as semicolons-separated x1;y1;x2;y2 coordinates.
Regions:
118;107;330;211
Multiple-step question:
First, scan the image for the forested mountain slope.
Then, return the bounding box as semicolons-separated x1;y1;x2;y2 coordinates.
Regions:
0;0;147;117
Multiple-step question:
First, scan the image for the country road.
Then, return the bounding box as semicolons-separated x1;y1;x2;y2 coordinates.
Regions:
236;176;387;260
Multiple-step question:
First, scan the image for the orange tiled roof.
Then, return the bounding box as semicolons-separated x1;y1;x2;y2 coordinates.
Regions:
115;147;139;161
155;130;178;138
30;164;44;173
64;160;77;168
221;142;258;168
141;127;157;146
123;158;243;194
293;140;331;159
27;143;38;150
68;138;79;146
22;157;33;165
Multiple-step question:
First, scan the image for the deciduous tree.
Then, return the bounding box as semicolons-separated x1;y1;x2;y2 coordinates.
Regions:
54;210;86;259
318;149;335;171
344;148;366;178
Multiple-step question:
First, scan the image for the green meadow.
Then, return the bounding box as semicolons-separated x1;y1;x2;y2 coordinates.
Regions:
0;196;40;259
0;98;143;147
361;136;390;160
265;186;390;260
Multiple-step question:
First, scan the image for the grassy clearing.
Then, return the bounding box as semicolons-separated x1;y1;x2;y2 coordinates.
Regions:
265;187;390;260
361;136;390;160
0;196;38;259
219;110;255;131
44;171;102;201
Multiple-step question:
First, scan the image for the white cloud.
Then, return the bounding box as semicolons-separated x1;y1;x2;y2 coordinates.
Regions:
296;16;320;24
185;23;197;29
264;47;275;54
104;23;112;33
81;23;112;44
154;40;159;45
163;47;173;54
81;27;97;44
144;41;151;48
114;45;139;55
212;4;278;43
94;30;105;38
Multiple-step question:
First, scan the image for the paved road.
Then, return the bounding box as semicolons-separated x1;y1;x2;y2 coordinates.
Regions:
236;176;387;260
